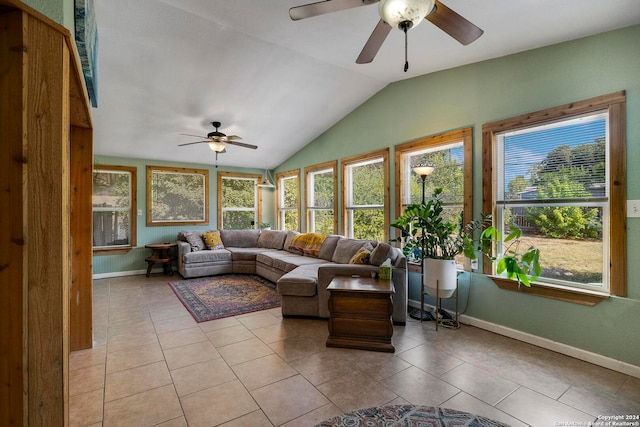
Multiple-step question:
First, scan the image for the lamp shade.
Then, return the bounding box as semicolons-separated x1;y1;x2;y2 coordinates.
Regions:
257;178;275;188
208;142;226;152
378;0;434;30
412;164;435;177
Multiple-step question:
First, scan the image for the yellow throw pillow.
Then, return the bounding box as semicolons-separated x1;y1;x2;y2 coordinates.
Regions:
349;247;371;264
201;230;224;250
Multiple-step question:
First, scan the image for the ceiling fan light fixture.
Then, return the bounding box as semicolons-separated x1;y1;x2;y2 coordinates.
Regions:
378;0;434;30
208;141;226;152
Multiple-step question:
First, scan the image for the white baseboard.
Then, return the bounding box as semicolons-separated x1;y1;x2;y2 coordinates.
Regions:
408;298;640;379
93;268;163;279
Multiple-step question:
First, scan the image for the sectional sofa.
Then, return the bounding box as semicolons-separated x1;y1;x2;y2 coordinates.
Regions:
176;229;408;324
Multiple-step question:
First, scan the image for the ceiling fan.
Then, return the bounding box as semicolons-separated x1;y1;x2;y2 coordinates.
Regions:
289;0;483;71
179;121;258;153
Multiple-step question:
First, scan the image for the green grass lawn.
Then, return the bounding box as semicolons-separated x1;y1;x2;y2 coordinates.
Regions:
518;235;603;284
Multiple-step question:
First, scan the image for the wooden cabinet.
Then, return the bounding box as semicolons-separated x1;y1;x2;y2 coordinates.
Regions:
326;276;395;353
0;0;93;424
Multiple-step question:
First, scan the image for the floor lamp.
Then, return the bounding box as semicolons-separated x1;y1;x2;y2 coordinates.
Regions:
412;164;434;321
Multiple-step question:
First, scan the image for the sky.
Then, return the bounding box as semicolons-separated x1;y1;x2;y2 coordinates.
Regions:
501;115;606;188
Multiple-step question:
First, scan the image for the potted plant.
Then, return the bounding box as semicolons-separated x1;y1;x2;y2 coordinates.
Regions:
259;222;271;230
469;216;542;287
391;188;541;296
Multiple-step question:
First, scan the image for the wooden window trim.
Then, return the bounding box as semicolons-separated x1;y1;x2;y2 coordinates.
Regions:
482;91;626;300
276;169;301;231
489;276;609;306
341;148;390;241
146;165;209;226
93;164;137;254
394;128;473;270
304;160;338;233
217;171;262;230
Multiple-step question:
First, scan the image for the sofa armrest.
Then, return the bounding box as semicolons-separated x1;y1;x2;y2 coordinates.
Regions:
177;240;191;271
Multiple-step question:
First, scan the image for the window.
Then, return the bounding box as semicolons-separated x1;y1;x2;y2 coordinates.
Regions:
217;172;262;229
395;128;473;268
276;169;300;231
92;165;137;253
342;149;389;241
305;160;337;234
483;92;626;299
146;166;209;226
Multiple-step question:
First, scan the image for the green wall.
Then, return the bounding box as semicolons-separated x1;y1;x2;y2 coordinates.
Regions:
276;25;640;367
92;155;275;275
21;0;74;32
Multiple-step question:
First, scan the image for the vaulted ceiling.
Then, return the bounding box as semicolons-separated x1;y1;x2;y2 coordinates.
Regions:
92;0;640;169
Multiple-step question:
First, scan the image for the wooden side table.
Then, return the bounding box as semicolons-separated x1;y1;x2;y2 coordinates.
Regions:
144;242;177;277
326;276;395;353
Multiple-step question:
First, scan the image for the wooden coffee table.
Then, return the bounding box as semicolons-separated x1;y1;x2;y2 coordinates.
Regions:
326;276;395;353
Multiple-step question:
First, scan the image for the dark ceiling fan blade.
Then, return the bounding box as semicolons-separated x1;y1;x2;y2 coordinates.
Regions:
356;19;392;64
426;0;483;46
289;0;376;21
180;133;208;139
227;140;258;150
178;140;209;146
225;135;243;140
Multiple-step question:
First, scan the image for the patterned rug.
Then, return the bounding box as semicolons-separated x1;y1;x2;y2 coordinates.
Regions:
315;405;511;427
168;274;281;322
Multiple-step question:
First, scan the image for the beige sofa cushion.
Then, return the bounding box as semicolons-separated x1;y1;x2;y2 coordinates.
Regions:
277;265;321;296
318;235;341;261
369;242;393;266
183;249;231;264
256;250;290;267
219;229;260;247
226;247;273;261
331;238;375;264
273;255;328;273
257;230;288;249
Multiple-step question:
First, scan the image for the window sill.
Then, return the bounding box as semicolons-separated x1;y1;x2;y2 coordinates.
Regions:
93;247;133;256
489;276;609;306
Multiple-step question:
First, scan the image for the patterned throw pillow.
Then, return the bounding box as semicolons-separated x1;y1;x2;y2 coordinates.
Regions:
201;230;224;250
349;247;371;264
184;232;206;251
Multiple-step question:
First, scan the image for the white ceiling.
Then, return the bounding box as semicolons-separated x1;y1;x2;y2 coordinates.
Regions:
92;0;640;169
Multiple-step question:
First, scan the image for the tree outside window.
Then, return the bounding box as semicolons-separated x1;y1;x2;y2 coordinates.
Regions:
483;92;626;297
277;170;300;231
93;165;137;252
305;160;337;234
395;128;472;269
342;149;389;242
218;172;261;230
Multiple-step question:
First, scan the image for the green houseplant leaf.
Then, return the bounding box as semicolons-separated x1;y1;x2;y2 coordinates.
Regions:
391;187;542;287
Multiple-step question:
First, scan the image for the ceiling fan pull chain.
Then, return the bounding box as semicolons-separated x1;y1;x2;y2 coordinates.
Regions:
404;25;409;72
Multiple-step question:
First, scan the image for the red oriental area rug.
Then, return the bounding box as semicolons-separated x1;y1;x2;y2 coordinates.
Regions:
168;274;281;322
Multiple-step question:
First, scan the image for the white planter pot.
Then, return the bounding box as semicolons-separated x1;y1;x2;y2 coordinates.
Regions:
423;258;457;298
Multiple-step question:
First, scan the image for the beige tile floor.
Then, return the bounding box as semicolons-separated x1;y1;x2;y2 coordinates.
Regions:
69;274;640;427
